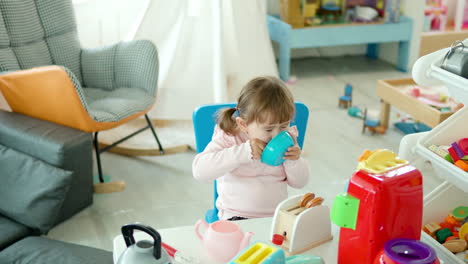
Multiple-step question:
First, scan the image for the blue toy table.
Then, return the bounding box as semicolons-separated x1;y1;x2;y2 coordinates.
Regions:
267;15;413;81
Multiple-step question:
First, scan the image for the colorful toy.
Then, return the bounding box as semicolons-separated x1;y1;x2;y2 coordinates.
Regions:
117;224;171;264
331;149;423;264
460;222;468;241
458;138;468;154
394;122;432;135
280;0;306;28
348;106;364;118
270;193;332;255
384;0;401;23
423;206;468;256
453;206;468;221
423;222;442;237
229;242;323;264
195;219;253;262
408;87;448;103
322;0;341;10
355;149;408;173
424;0;447;31
362;108;386;135
338;84;353;109
261;131;295;166
302;0;320;19
356;6;379;22
320;0;342;22
442;239;467;253
431;137;468;171
373;238;440;264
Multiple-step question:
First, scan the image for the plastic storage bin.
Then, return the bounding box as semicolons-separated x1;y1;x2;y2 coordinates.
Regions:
411;43;468;264
422;182;468;264
429;59;468;105
414;106;468;192
413;40;468;105
412;42;468;192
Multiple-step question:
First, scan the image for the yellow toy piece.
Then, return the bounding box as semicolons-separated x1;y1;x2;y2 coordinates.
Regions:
302;0;320;18
357;149;409;174
230;242;283;264
460;223;468;242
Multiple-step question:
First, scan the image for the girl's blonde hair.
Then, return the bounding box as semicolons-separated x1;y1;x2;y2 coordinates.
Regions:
217;76;295;135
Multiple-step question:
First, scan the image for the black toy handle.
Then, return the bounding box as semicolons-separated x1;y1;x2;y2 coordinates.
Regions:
121;223;161;259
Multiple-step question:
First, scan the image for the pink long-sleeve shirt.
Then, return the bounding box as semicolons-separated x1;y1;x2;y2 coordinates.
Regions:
192;125;310;220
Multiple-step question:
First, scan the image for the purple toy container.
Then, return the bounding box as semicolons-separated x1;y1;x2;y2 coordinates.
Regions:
373;238;440;264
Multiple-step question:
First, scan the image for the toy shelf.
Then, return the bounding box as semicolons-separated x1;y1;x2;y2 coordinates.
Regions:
402;43;468;264
410;41;468;192
414;106;468;192
294;18;386;29
376;78;455;129
267;14;413;81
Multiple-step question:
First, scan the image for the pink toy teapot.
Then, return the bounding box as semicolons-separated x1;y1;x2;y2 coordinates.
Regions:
195;219;253;262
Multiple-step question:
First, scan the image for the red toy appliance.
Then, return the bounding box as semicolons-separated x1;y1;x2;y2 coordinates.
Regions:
331;149;423;264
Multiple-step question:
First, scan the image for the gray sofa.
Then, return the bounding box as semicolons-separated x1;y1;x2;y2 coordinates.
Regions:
0;110;113;263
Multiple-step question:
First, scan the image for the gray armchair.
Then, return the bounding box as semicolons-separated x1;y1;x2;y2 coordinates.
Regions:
0;0;166;190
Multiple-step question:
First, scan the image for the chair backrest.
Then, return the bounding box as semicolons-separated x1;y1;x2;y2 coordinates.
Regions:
193;102;309;153
344;84;353;97
192;102;310;221
0;0;82;82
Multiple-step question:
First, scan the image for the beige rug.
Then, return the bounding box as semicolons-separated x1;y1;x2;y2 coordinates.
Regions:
97;118;195;156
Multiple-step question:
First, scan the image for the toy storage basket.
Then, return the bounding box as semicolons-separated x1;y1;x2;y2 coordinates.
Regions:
412;41;468;192
422;182;468;264
414;106;468;192
412;41;468;264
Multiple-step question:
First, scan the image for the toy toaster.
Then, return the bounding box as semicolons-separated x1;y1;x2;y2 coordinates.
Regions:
270;193;332;255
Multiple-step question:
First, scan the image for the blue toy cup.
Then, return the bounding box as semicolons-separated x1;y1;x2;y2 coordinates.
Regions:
261;131;295;166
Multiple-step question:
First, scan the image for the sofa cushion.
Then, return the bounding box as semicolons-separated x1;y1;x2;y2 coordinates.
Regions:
0;144;72;233
0;111;92;168
0;237;113;264
0;216;31;250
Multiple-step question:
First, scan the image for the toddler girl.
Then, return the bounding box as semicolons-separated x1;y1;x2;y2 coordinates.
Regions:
192;76;310;220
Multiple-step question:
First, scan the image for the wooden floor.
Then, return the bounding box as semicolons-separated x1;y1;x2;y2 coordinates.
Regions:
47;56;443;251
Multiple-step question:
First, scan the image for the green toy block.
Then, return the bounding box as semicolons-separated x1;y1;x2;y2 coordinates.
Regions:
331;193;360;230
436;228;453;243
445;154;454;163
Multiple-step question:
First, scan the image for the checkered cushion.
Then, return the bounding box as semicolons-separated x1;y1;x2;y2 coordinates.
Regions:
0;0;82;80
82;87;154;122
114;40;158;96
81;44;117;90
0;0;158;123
62;67;155;123
82;40;158;96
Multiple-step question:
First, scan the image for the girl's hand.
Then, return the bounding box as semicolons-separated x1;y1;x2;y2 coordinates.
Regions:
250;138;266;160
284;134;301;161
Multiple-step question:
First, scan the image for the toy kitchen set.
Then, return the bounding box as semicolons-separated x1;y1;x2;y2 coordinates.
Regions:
331;149;440;264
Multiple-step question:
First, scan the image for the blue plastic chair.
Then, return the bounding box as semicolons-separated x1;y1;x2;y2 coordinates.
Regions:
339;84;353;109
192;102;309;223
